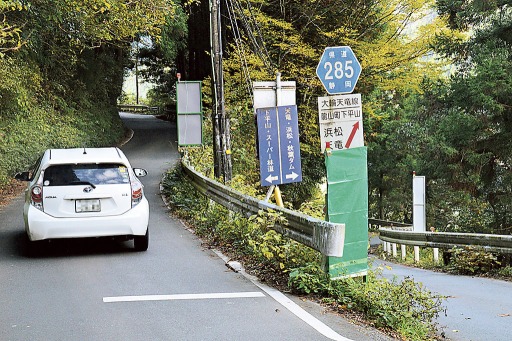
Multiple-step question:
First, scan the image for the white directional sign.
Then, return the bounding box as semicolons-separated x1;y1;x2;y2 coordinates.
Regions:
318;93;363;153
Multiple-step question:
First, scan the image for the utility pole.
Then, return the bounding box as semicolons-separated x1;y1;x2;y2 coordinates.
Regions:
135;40;140;105
210;0;232;182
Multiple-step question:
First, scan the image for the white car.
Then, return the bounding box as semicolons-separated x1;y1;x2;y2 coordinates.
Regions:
15;147;150;251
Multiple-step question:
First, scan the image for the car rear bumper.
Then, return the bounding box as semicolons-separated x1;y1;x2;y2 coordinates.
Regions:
24;199;149;241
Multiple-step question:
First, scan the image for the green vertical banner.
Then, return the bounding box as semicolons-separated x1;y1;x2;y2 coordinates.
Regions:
324;147;368;278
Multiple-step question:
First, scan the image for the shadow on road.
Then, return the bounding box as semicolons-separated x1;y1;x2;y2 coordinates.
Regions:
1;230;137;259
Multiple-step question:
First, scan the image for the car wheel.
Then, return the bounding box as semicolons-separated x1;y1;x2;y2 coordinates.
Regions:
134;228;149;251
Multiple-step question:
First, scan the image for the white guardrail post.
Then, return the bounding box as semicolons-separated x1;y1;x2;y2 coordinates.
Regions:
180;161;345;258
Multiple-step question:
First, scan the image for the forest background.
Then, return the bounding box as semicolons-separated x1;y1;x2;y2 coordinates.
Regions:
1;0;511;235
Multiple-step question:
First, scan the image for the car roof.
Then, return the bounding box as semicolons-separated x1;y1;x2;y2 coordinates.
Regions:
40;148;130;167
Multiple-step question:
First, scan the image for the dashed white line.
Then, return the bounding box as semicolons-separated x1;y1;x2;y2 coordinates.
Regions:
103;291;265;303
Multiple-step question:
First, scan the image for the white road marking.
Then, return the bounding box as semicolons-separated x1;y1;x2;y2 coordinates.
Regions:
103;291;265;303
220;253;353;341
250;280;353;341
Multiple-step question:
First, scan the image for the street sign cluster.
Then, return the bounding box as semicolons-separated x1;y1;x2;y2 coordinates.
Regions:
316;46;368;278
256;105;302;186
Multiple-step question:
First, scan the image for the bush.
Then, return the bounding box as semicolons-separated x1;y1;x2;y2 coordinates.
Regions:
161;166;319;273
342;270;443;340
496;266;512;278
289;264;444;340
447;246;500;275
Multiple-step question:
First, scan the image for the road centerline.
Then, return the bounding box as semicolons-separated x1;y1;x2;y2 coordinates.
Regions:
103;291;265;303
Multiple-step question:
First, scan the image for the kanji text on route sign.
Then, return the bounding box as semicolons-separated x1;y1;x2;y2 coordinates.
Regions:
257;105;302;186
318;93;364;153
316;46;362;95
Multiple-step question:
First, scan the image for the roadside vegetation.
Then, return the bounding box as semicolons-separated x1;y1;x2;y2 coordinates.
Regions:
139;0;512;235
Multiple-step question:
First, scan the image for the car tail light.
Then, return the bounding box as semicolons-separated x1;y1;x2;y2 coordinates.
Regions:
29;172;45;211
131;178;143;207
30;185;44;210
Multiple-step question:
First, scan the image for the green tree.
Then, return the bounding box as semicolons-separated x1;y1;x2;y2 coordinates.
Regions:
423;0;512;233
135;5;189;111
0;0;180;188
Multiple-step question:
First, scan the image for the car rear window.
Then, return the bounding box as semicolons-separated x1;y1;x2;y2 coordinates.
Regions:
43;164;130;186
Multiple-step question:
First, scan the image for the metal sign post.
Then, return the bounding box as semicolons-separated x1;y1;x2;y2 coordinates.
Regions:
253;74;300;205
324;147;368;279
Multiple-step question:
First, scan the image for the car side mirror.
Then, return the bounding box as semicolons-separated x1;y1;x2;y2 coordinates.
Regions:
15;172;31;181
133;168;148;177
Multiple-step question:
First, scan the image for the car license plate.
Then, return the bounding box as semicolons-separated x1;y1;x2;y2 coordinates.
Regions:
76;199;101;213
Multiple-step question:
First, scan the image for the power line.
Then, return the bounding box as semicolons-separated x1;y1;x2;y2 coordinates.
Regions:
224;0;275;76
225;0;253;100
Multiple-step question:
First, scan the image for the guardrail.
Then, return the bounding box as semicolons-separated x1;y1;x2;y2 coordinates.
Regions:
118;104;160;114
180;161;345;257
379;228;512;255
368;218;412;230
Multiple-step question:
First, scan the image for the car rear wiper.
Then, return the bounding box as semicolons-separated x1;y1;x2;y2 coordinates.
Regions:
69;181;97;189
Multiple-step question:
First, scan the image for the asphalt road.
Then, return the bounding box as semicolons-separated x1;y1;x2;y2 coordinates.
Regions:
0;113;393;341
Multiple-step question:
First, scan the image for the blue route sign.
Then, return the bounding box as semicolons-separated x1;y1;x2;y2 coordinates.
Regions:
316;46;361;95
257;105;302;186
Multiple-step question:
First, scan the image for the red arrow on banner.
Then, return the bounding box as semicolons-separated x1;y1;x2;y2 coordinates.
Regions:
345;121;360;149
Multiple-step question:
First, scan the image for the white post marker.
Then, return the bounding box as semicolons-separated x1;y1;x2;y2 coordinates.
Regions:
413;173;426;263
413;173;426;232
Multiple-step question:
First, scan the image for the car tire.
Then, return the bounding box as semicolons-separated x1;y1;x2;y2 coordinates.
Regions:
134;228;149;251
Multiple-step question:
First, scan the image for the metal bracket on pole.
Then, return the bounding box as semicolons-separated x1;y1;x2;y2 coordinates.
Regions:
264;185;275;202
264;185;284;207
